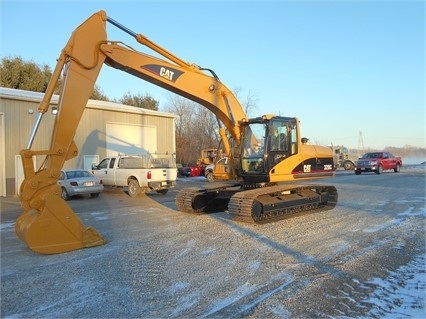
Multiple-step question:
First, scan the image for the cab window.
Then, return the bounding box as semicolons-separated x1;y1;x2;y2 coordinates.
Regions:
98;158;109;169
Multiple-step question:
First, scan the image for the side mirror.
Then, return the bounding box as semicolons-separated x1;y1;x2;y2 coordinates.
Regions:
301;137;309;144
91;163;98;170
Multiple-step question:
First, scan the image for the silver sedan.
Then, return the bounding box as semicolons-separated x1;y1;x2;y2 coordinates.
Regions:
58;169;104;201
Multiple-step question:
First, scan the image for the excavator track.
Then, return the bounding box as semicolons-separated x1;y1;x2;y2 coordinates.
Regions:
175;183;338;224
228;184;338;223
175;187;204;213
175;183;241;214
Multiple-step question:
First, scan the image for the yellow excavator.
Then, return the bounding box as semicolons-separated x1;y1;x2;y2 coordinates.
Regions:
196;148;222;166
16;11;338;254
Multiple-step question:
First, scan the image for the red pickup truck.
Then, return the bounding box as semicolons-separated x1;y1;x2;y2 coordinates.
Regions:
354;152;402;175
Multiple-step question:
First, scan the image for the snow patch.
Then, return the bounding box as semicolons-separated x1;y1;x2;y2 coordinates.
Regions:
168;291;200;317
0;222;14;230
363;218;403;233
362;254;426;318
201;273;294;318
397;205;426;217
248;260;262;271
90;211;109;220
201;248;216;256
168;281;189;294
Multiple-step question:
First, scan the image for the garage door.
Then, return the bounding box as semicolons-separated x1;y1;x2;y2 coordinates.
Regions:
106;123;157;156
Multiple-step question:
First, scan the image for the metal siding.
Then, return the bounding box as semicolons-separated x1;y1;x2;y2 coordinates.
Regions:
0;88;176;195
0;98;56;180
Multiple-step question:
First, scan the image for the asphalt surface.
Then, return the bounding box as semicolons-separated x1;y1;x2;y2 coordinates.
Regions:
1;167;425;318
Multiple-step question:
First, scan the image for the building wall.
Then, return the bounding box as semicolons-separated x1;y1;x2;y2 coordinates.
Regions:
0;87;177;196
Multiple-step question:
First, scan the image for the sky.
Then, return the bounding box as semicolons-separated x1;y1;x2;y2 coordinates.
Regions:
1;0;424;150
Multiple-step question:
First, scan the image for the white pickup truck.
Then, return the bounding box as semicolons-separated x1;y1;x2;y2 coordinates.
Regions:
92;154;177;197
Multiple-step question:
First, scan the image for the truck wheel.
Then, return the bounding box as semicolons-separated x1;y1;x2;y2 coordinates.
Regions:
156;189;168;195
205;171;215;182
375;165;383;175
343;161;354;170
90;193;100;198
128;179;140;197
61;187;70;201
355;169;361;175
394;163;401;173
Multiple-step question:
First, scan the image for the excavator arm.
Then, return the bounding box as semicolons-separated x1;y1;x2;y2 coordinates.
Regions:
16;10;246;254
16;12;108;254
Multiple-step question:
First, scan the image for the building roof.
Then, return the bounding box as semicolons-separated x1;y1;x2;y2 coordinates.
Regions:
0;87;178;119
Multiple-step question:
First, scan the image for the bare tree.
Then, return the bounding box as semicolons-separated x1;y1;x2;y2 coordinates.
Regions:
164;94;220;164
164;95;195;164
232;87;259;117
163;87;259;165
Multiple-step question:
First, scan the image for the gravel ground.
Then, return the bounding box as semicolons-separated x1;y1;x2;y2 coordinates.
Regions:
1;166;425;318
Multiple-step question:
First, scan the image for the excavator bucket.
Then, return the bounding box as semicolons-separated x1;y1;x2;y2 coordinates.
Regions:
15;191;106;254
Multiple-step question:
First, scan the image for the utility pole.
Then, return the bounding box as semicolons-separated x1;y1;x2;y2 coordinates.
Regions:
358;131;364;155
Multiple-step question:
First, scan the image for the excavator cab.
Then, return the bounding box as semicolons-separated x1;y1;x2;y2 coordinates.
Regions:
239;116;297;184
238;115;334;186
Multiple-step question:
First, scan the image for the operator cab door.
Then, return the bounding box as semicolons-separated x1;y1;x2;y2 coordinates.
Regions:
240;122;267;181
266;119;296;170
95;157;116;185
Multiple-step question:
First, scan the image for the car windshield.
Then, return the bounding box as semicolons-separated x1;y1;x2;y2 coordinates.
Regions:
66;170;92;179
362;153;381;159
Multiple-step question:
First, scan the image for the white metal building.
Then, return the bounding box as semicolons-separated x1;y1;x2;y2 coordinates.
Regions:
0;87;177;196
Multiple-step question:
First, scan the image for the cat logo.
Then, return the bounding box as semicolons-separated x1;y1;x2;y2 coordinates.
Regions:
160;67;174;81
141;64;184;83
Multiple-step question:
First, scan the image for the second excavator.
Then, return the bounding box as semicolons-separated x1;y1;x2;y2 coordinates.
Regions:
16;11;337;254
